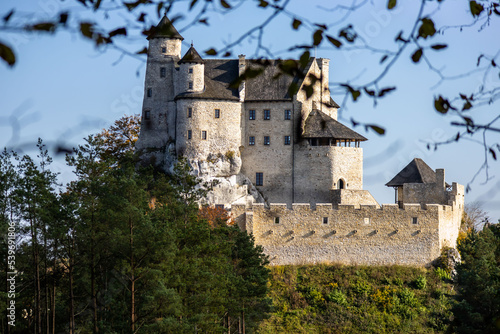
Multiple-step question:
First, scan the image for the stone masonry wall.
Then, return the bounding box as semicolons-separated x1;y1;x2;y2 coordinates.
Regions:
176;99;242;160
240;101;295;204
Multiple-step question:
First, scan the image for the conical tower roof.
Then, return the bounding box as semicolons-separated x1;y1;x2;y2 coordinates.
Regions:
385;158;438;187
178;44;205;64
147;15;184;40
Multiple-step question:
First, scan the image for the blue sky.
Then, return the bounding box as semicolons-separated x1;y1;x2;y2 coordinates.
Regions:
0;0;499;222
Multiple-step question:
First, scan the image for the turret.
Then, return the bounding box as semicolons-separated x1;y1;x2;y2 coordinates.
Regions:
178;44;205;93
147;15;184;60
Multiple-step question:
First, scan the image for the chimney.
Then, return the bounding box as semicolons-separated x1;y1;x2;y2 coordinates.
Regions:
238;54;246;101
436;169;445;189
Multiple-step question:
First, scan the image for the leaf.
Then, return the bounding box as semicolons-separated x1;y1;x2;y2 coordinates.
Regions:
31;22;56;32
93;0;102;11
220;0;231;9
492;59;497;67
462;101;472;110
387;0;397;10
364;88;375;96
190;0;198;9
418;18;436;39
365;124;386;135
299;51;310;67
378;86;396;97
326;35;342;48
463;116;474;126
0;42;16;67
292;18;302;30
59;12;69;25
199;18;208;25
3;9;14;23
80;22;94;39
137;12;146;22
223;51;231;57
489;148;497;160
455;132;460;141
205;48;217;56
109;27;127;37
259;0;269;8
434;95;452;114
314;23;328;30
341;84;361;101
136;47;148;54
339;25;357;43
380;55;388;63
313;29;323;46
431;44;447;50
411;48;423;63
469;1;484;17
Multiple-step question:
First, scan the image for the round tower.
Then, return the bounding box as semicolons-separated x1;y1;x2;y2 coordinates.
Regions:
178;44;205;93
146;15;183;60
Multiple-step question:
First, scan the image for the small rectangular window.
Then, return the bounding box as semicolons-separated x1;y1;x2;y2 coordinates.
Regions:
160;67;166;78
189;68;193;74
145;110;150;120
161;47;166;53
412;217;418;224
188;108;192;118
264;110;271;120
323;217;328;224
285;109;291;120
249;136;255;146
249;110;256;120
284;136;291;145
188;81;193;89
147;88;152;97
215;109;220;118
275;217;280;224
187;130;192;139
201;131;207;140
364;218;370;225
264;136;270;145
256;172;263;186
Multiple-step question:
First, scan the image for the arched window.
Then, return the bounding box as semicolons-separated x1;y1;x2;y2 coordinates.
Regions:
338;179;345;190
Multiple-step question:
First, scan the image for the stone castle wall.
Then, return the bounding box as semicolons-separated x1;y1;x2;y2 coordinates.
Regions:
231;183;463;267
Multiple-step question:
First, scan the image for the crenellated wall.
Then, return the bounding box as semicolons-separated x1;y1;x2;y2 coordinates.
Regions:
231;182;463;267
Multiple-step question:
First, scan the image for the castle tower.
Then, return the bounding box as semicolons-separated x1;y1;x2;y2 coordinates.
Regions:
136;16;184;154
177;44;205;94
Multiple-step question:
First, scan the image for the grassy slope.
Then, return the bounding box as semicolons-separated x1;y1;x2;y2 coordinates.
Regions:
257;265;455;334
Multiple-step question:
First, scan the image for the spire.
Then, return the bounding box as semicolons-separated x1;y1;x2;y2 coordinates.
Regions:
179;44;205;64
147;15;184;40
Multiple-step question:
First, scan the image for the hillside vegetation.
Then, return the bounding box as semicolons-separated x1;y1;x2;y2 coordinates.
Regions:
258;265;455;334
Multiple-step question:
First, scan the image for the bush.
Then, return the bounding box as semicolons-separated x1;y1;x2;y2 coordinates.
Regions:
326;290;348;306
435;267;451;281
414;275;427;290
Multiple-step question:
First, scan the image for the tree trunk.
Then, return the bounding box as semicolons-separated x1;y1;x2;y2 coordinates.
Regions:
242;310;245;334
130;218;136;333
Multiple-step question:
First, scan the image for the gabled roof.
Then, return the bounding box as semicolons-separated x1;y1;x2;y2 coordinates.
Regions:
147;16;184;40
302;110;367;141
179;45;204;64
385;158;445;187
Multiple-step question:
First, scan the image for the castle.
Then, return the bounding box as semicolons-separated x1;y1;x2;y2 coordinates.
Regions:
136;16;464;266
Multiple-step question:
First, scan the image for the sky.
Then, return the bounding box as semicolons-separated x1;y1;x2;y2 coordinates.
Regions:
0;0;499;222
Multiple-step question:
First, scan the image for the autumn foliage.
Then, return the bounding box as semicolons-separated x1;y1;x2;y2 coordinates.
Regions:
198;206;234;228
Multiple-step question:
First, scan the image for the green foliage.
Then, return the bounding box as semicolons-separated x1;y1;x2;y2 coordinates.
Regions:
453;224;500;333
435;267;451;281
259;265;456;333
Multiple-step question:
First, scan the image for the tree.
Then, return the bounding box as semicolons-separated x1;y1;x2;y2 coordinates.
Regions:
453;223;500;333
461;201;491;232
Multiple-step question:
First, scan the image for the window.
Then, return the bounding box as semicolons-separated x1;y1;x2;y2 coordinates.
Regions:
275;217;280;224
284;136;291;145
412;217;418;224
215;109;220;118
249;110;256;120
338;179;345;189
364;218;370;225
249;136;255;146
147;88;152;97
201;131;207;140
264;109;271;120
264;136;270;145
144;110;150;120
285;109;291;120
256;172;263;186
188;81;193;89
323;217;328;225
188;68;193;74
187;130;192;139
161;47;166;53
160;67;166;78
187;108;192;118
